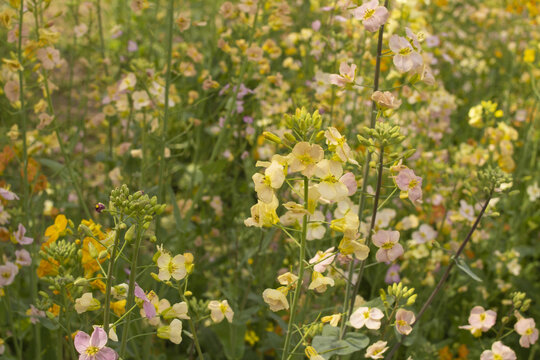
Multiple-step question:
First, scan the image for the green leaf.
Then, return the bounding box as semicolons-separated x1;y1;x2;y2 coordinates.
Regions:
312;328;369;359
455;258;482;282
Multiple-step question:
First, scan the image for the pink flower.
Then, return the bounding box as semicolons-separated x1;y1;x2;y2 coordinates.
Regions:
514;318;538;348
459;306;497;336
372;230;403;263
480;341;516;360
395;309;415;335
384;264;400;284
352;0;389;32
395;168;422;204
135;284;157;319
309;247;336;273
15;249;32;267
13;223;33;245
4;80;19;103
411;224;437;244
36;47;61;70
339;172;357;196
0;262;19;287
389;35;423;73
329;62;357;87
74;327;118;360
0;188;19;201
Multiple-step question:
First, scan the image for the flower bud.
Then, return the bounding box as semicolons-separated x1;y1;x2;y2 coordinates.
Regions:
263;131;282;144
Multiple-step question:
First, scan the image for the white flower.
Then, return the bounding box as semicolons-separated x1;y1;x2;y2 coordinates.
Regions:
527;182;540;202
262;288;289;312
389;35;423;73
306;211;326;240
365;340;388;359
309;247;336;273
308;271;335;293
350;307;384;330
314;160;349;202
411;224;437;244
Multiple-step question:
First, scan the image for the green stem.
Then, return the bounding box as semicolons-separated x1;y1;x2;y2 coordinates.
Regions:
156;0;175;234
119;224;144;358
281;176;309;359
103;225;122;334
3;288;22;360
339;0;390;340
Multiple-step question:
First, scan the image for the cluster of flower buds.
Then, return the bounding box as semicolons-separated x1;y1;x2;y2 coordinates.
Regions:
380;281;417;307
39;239;81;279
283;107;323;141
510;291;531;313
478;166;513;193
108;184;166;225
357;122;405;149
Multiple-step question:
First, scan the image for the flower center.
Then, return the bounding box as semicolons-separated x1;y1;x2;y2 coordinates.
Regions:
322;175;338;183
382;242;394;250
408;179;418;189
363;311;370;319
399;47;412;56
479;313;486;322
364;8;375;20
168;261;178;274
85;346;100;355
494;355;502;360
526;328;533;335
397;320;407;326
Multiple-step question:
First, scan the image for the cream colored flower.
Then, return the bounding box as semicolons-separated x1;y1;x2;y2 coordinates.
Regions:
157;319;183;344
277;272;298;287
157;253;187;281
365;340;388;359
244;196;279;228
395;309;415;335
208;300;234;323
74;292;101;314
314;160;349;202
308;271;334;293
324;127;358;164
252;160;285;203
262;287;289;312
288;142;324;177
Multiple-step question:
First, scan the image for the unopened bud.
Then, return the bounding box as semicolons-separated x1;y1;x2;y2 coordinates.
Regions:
263;131;282;144
406;294;417;305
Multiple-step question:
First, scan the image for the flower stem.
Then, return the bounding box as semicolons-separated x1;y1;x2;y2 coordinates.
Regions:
103;225;122;334
281;176;309;359
119;224;143;358
156;0;175;235
339;0;390;340
384;189;494;359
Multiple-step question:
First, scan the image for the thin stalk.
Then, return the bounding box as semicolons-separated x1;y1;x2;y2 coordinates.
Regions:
119;225;144;358
3;288;22;359
384;189;494;359
180;288;204;360
156;0;175;233
17;1;41;358
339;0;390;340
103;226;122;334
281;176;309;360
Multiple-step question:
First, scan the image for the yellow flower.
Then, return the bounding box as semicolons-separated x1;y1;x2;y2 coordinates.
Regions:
245;330;260;346
321;314;341;327
110;300;126;317
43;214;68;248
524;49;535;63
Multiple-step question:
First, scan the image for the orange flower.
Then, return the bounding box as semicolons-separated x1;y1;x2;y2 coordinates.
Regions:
110;300;126;317
48;304;60;317
37;258;59;278
91;279;106;293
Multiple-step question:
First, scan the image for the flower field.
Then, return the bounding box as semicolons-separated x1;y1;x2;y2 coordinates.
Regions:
0;0;539;359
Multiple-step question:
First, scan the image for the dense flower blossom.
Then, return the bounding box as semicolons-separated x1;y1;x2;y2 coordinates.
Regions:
262;288;289;312
372;230;404;263
389;35;423;73
514;317;538;348
395;309;416;335
395;168;423;204
352;0;389;32
350;307;384;330
74;327;118;360
208;300;234;323
157;252;187;281
329;62;357;88
365;340;388;359
459;306;497;336
0;261;18;287
480;341;516;360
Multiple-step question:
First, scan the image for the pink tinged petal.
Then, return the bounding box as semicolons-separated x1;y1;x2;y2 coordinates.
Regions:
143;300;157;319
394;55;413;73
408;186;422;203
387;243;404;261
480;350;494;360
134;284;147;301
520;335;531;348
388;35;402;53
89;327;108;348
340;172;357;196
74;331;90;353
365;318;381;330
375;249;390;263
95;347;118;360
